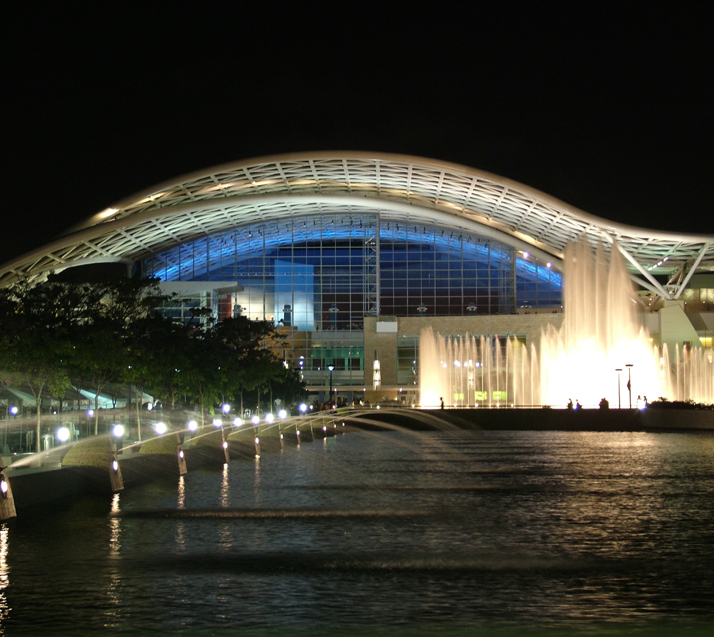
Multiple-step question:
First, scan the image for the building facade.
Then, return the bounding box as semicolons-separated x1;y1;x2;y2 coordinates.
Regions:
2;153;713;404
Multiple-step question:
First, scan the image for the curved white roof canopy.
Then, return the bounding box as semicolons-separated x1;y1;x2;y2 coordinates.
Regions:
2;151;712;299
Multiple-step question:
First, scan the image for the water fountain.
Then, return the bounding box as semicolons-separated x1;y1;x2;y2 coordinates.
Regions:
420;241;714;408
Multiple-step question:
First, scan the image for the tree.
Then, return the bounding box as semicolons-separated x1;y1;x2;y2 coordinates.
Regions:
67;277;169;434
0;277;170;446
213;317;304;414
0;281;94;452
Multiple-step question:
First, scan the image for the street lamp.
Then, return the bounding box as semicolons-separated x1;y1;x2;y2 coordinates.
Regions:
112;424;124;453
625;364;634;409
327;364;335;408
615;368;623;409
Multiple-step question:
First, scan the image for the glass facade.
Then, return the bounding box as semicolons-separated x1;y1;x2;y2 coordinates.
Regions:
142;213;562;387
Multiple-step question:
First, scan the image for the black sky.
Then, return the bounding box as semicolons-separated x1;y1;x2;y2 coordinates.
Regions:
4;1;713;263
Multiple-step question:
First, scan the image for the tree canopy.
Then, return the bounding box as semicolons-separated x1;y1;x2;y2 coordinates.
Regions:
0;277;304;449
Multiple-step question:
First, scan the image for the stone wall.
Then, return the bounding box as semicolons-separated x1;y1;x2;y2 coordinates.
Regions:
364;313;564;389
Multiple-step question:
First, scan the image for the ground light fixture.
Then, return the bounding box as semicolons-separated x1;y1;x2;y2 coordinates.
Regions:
212;418;222;427
9;406;18;416
233;417;243;427
112;424;125;438
56;427;71;443
0;479;8;499
154;422;167;435
222;404;231;415
265;413;274;423
626;364;634;408
87;409;94;418
251;415;260;425
187;420;198;432
299;403;307;414
278;409;287;419
327;364;335;405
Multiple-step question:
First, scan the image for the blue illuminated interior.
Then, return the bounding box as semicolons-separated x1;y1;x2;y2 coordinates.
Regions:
143;213;562;325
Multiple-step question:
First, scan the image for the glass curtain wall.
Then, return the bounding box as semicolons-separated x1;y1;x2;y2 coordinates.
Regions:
142;213;562;381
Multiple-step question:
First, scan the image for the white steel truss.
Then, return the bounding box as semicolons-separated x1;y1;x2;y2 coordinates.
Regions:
2;152;713;298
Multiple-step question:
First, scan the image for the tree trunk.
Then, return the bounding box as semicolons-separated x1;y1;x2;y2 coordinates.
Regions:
135;385;142;441
30;380;46;455
35;401;42;455
94;391;100;436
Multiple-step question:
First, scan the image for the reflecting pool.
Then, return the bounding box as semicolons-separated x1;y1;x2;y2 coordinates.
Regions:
3;429;714;635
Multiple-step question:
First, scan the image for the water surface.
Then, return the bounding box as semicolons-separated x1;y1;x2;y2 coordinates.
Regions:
3;430;714;636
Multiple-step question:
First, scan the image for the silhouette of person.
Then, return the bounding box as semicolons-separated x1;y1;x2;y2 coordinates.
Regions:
567;398;573;410
440;397;445;410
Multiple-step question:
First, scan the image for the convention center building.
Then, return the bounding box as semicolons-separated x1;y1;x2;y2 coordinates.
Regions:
2;152;713;404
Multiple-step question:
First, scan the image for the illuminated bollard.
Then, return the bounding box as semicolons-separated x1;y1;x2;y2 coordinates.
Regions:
109;453;124;492
254;436;261;458
177;445;188;475
0;467;17;521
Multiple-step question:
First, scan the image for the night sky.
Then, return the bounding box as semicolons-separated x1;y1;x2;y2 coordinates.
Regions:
4;2;713;264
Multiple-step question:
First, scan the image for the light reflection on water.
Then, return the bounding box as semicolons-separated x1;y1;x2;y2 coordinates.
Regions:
2;430;714;635
0;525;9;631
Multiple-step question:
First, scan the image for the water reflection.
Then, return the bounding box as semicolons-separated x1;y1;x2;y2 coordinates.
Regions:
4;430;714;634
176;476;186;551
177;475;186;510
109;493;121;556
0;525;10;630
220;463;230;508
105;493;122;628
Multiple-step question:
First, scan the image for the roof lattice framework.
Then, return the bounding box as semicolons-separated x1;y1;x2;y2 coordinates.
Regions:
2;152;712;299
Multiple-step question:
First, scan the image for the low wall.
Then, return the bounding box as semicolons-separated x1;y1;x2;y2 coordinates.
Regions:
353;407;714;432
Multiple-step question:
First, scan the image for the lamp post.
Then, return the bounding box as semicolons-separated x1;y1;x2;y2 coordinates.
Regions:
615;368;622;409
327;364;335;408
625;364;634;409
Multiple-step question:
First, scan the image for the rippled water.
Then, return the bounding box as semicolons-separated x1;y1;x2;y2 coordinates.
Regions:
3;429;714;636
